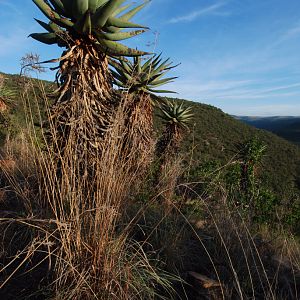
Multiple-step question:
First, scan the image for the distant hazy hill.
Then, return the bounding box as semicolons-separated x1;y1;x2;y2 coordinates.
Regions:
236;116;300;145
1;72;300;200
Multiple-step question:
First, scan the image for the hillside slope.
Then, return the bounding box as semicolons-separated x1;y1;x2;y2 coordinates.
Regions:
0;72;300;200
0;72;53;145
160;98;300;198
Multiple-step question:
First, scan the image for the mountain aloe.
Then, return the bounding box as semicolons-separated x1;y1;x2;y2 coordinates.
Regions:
111;54;178;95
0;75;15;105
110;54;178;166
153;100;193;207
31;0;149;158
157;100;193;157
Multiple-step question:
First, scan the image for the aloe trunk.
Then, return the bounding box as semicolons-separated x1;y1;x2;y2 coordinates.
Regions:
121;92;155;172
50;44;116;165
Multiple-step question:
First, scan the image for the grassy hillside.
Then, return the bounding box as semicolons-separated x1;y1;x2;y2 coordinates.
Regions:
159;98;300;199
0;72;54;145
1;73;300;299
1;73;300;199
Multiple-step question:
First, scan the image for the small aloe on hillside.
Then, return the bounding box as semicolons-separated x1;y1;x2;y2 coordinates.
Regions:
110;54;178;167
154;100;193;206
157;100;194;156
111;54;178;95
239;138;267;197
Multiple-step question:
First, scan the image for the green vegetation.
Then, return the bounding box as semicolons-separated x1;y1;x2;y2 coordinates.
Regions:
31;0;149;56
1;74;300;233
0;0;299;298
160;98;300;199
111;54;178;95
1;73;300;299
109;53;179;173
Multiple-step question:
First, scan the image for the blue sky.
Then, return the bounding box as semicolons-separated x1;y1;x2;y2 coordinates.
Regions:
0;0;300;116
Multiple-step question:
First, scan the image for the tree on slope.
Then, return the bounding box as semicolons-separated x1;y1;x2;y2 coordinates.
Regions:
111;54;178;170
31;0;149;163
155;100;193;206
156;100;193;160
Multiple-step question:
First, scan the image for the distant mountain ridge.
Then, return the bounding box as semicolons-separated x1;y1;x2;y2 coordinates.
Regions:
235;116;300;145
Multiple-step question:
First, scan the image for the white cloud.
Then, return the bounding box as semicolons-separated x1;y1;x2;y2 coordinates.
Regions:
166;79;254;95
168;2;229;24
218;91;300;100
165;76;300;114
252;82;300;94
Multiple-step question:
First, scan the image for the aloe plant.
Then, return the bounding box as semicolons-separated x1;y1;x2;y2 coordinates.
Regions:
31;0;149;157
157;100;193;157
153;100;193;207
110;54;178;167
111;54;178;95
0;75;15;104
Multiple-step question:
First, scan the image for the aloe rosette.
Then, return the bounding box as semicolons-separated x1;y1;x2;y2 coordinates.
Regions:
110;54;179;167
111;54;178;95
31;0;149;56
157;100;194;156
30;0;150;158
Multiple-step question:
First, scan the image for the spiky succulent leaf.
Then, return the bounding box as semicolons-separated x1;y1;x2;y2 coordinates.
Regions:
34;19;62;33
158;100;194;130
111;54;178;94
92;0;126;29
95;39;149;57
149;77;177;87
147;88;177;94
119;2;148;21
31;0;149;57
32;0;74;28
88;0;101;13
48;0;67;16
105;17;148;29
29;32;59;45
112;4;132;17
74;10;92;35
99;29;146;41
34;19;53;32
72;0;89;20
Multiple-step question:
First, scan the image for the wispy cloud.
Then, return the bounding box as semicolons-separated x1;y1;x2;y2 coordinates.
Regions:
165;76;300;106
168;2;229;24
0;0;22;15
169;79;254;94
272;23;300;47
218;91;300;101
282;24;300;40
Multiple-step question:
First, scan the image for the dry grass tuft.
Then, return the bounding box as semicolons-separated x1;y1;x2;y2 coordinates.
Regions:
0;79;179;299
